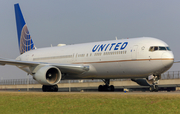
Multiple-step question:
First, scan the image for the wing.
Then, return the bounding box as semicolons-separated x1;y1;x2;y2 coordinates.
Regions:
0;58;89;74
174;60;180;63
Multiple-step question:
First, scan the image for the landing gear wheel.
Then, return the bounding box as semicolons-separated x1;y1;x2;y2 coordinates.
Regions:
149;86;154;92
104;85;109;91
53;85;58;92
98;85;103;91
98;85;114;92
42;85;47;92
154;85;158;92
110;85;114;91
98;79;115;92
42;85;58;92
149;85;158;92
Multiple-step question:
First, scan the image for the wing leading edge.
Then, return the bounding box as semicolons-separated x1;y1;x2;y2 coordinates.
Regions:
174;60;180;63
0;58;89;74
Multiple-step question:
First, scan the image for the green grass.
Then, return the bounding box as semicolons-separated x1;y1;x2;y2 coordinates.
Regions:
0;92;180;114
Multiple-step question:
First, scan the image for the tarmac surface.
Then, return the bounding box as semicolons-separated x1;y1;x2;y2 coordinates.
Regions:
1;91;180;95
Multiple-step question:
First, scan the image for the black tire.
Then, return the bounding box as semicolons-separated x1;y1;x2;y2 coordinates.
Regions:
42;85;47;92
103;85;108;91
110;85;114;91
42;85;58;92
53;85;58;92
155;85;158;92
98;85;103;91
149;86;154;92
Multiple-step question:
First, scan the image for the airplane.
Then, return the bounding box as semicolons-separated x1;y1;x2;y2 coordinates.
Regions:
0;3;175;92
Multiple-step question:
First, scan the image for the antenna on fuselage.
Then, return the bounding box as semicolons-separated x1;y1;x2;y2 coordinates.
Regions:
115;36;118;40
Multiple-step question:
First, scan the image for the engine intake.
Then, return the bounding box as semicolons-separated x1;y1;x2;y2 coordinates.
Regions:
34;66;61;85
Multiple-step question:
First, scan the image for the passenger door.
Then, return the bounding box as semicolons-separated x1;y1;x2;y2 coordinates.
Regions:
132;45;138;60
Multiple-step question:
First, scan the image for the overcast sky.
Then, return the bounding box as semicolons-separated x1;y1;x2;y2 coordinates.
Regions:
0;1;180;79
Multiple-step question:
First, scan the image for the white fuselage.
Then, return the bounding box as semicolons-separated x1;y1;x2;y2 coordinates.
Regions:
17;37;174;79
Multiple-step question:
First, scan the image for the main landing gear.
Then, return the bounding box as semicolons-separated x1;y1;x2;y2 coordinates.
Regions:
149;75;160;92
42;85;58;92
98;79;115;91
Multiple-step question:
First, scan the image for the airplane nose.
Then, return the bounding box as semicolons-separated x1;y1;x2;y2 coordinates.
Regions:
161;52;174;68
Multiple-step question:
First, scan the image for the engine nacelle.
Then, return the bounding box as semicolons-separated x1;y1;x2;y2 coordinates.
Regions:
33;65;61;85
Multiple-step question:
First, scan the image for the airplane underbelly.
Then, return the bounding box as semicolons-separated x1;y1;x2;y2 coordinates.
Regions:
86;59;168;79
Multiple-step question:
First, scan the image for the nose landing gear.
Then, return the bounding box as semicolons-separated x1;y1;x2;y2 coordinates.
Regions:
150;85;158;92
149;75;160;92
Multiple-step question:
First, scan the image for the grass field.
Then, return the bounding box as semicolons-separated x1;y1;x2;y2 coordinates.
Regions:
0;92;180;114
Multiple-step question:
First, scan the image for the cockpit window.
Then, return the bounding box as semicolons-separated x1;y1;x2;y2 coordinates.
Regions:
166;47;171;51
159;46;166;50
154;46;158;51
149;46;171;52
149;47;154;51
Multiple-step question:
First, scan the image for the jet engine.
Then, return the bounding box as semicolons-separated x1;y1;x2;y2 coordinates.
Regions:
33;65;61;85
